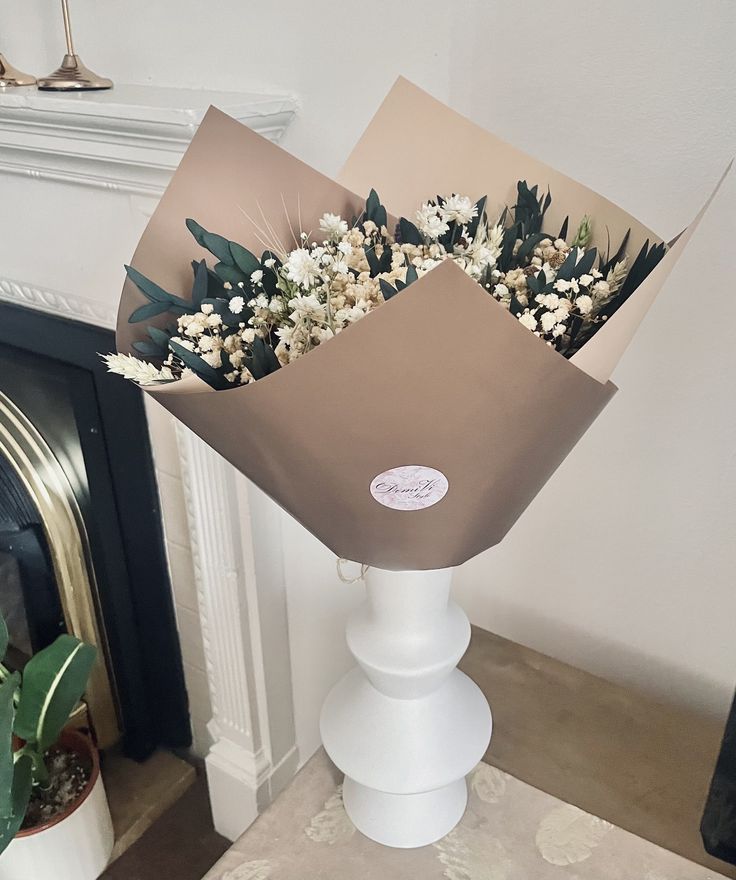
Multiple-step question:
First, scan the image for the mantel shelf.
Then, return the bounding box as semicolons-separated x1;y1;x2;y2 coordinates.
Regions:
0;82;298;196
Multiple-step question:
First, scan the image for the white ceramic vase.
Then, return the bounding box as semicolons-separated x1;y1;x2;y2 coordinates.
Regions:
320;567;492;848
0;732;114;880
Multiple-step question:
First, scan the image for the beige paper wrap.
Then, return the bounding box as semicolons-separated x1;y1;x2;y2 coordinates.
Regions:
116;80;723;570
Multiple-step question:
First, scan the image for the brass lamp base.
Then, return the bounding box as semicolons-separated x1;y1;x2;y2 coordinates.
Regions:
37;54;112;91
0;54;37;87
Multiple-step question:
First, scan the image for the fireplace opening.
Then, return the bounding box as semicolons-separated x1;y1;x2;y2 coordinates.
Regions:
0;301;191;759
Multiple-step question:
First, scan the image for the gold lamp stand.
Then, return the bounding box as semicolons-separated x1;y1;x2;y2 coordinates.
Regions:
38;0;112;91
0;54;36;87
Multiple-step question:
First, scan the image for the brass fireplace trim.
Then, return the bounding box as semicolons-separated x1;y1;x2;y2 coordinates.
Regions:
0;391;119;748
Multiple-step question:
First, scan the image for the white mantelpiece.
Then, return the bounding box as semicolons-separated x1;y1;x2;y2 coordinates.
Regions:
0;84;297;196
0;84;299;841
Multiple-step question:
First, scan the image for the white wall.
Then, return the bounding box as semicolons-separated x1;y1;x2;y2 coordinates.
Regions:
5;0;735;758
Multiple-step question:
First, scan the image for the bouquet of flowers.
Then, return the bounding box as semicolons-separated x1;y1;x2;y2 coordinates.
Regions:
109;79;722;570
105;182;665;390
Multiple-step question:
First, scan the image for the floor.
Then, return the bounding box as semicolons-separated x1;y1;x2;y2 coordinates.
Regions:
101;774;229;880
99;626;734;880
104;747;197;859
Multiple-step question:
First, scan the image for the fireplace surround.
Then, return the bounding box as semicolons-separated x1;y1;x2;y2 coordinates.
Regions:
0;84;300;841
0;301;191;758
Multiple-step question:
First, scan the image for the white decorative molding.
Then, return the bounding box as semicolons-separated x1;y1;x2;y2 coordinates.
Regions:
0;87;300;840
176;426;298;841
0;276;117;329
0;83;297;196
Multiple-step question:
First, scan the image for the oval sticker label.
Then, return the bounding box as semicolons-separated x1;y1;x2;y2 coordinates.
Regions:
370;465;449;511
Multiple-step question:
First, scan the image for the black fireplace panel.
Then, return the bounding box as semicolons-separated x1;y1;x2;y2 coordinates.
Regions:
0;301;191;759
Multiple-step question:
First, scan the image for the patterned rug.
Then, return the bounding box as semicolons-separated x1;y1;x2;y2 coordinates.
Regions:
204;751;727;880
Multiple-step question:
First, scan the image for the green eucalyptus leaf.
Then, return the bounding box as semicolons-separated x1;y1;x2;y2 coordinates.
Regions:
379;279;399;301
399;218;422;246
404;264;418;286
186;219;234;266
128;301;172;324
214;263;249;287
229;243;260;276
168;340;231;390
124;266;191;309
192;260;209;307
133;340;167;356
14;635;96;752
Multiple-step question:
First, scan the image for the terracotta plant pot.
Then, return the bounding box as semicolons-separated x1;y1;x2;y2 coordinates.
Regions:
0;729;114;880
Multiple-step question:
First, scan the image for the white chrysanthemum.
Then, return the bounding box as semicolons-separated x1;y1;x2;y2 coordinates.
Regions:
576;294;593;315
263;257;276;269
416;203;449;240
229;295;245;314
289;294;326;323
441;194;477;225
319;213;349;241
250;269;263;283
102;353;175;386
285;248;321;288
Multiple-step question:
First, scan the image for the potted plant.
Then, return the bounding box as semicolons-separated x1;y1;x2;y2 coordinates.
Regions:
0;613;114;879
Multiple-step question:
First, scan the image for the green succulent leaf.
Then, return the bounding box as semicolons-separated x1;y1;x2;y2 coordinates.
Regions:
14;635;96;752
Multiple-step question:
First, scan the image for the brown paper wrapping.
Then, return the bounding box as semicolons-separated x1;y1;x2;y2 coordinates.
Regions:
116;80;724;570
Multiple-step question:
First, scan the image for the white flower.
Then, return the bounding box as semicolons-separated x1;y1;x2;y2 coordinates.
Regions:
332;259;349;275
519;312;538;331
250;269;263;284
416;203;449;240
289;294;326;323
552;324;566;338
579;273;594;287
554;238;567;250
264;258;276;269
494;283;510;299
540;311;558;333
592;279;611;299
241;328;256;343
201;350;222;368
319;213;349;241
576;294;593;315
337;241;352;256
541;293;561;310
441;194;477;225
198;336;214;352
229;295;246;314
200;303;214;315
285;248;321;288
101;353;175;386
